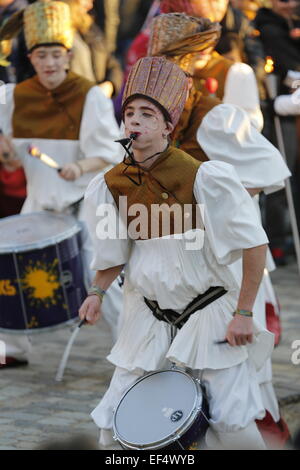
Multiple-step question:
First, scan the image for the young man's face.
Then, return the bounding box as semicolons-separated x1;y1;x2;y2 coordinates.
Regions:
28;46;71;89
123;98;173;150
193;47;214;71
178;47;214;75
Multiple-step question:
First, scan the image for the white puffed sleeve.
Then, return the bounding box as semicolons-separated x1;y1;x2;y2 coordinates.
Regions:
83;172;132;270
223;63;264;131
274;88;300;116
194;161;269;265
197;104;291;194
0;83;15;135
79;86;123;165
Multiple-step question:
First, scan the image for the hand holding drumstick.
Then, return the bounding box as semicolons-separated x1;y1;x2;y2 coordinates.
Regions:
0;129;22;171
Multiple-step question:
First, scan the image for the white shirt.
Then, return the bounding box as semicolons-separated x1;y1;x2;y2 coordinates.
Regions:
197;103;291;194
83;160;273;372
223;62;264;131
274;87;300;116
0;84;123;213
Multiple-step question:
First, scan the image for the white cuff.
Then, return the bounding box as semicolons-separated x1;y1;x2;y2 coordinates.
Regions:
274;88;300;116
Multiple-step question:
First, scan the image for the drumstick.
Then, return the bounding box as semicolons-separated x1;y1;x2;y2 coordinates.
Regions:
55;318;85;382
28;145;62;172
28;144;85;210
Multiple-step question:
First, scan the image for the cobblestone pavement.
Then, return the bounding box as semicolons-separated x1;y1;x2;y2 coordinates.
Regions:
269;263;300;438
0;263;300;450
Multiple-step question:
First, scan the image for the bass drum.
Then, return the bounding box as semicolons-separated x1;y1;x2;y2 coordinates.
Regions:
0;212;86;334
113;368;210;450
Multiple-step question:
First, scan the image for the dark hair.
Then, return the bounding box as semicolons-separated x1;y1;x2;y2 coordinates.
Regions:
28;43;69;53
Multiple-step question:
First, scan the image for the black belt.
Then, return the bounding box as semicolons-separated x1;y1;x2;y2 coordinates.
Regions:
144;286;227;329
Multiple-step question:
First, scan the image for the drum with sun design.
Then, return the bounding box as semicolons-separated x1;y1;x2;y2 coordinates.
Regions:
0;212;86;333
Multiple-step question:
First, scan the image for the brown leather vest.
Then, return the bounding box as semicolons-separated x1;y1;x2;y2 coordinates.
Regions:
104;146;203;240
12;72;95;140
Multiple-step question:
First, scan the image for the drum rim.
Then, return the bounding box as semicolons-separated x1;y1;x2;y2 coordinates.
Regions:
112;368;204;450
0;212;81;253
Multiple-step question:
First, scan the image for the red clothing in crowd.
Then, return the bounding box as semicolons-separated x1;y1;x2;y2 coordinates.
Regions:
125;30;150;80
0;166;26;217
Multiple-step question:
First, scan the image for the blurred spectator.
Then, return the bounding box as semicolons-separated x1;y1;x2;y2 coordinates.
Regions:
217;2;266;94
0;163;26;218
93;0;120;53
125;0;160;77
116;0;153;63
0;0;33;83
0;1;29;217
64;0;123;98
113;0;160;121
255;0;300;264
255;0;300;80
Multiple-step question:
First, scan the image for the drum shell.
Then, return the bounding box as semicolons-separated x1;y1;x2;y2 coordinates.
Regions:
0;225;86;334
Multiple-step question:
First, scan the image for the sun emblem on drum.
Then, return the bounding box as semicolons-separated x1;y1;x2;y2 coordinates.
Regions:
20;258;63;309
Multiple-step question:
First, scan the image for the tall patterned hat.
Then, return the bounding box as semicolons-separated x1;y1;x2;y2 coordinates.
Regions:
0;0;73;54
147;13;221;73
122;56;188;126
160;0;229;23
24;0;73;51
148;13;221;56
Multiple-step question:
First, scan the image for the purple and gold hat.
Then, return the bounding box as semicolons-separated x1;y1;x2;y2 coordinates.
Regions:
122;56;188;126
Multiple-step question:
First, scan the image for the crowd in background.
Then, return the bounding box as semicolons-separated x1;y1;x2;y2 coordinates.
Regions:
0;0;300;266
0;0;299;450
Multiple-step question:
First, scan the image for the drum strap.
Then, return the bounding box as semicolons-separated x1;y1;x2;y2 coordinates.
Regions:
144;286;227;329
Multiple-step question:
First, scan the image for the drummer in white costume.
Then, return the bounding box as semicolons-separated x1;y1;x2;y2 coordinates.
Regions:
147;12;292;445
0;0;122;366
80;56;274;450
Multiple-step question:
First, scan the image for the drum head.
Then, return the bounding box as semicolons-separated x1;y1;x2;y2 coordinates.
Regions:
113;369;202;450
0;212;80;253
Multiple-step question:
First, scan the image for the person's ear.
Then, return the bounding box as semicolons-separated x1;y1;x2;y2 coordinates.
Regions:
163;121;174;138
